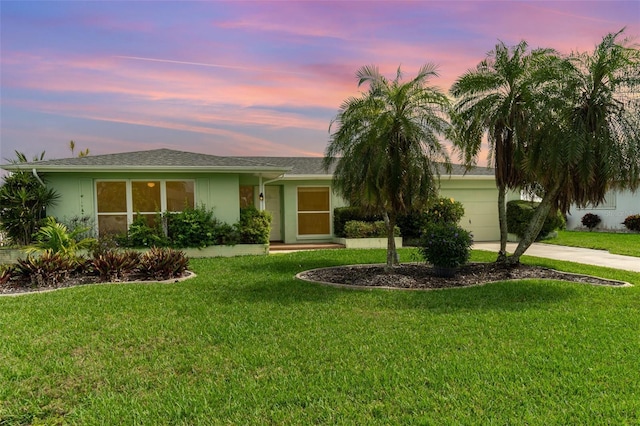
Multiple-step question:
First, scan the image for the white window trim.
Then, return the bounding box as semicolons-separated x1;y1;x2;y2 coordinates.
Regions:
95;179;195;233
296;185;332;238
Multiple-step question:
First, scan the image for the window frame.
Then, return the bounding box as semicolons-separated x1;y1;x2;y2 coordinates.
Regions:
296;186;332;238
95;179;195;235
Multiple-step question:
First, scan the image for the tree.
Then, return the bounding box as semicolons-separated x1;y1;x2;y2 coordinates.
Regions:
0;151;60;246
510;29;640;263
449;41;556;262
324;65;451;268
69;140;90;157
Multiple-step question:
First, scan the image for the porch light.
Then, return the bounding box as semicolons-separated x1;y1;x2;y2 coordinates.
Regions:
259;192;264;201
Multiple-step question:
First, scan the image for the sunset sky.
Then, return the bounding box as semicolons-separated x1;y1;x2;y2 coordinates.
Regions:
1;1;638;165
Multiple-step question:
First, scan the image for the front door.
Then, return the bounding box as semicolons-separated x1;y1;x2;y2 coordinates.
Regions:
265;186;282;241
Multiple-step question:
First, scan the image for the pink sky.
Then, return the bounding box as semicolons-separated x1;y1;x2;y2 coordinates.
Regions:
1;1;638;165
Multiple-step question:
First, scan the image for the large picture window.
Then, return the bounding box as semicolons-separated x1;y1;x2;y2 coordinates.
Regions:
96;180;194;235
297;187;330;236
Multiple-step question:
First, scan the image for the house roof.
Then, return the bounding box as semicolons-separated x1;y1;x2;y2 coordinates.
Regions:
1;148;494;178
1;148;291;177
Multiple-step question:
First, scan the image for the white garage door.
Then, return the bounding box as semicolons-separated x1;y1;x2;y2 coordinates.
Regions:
439;188;500;242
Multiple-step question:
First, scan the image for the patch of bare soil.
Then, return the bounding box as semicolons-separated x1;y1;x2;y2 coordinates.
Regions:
297;263;630;290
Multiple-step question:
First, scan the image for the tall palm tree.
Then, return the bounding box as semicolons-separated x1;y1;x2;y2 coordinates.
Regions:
449;41;555;262
510;29;640;263
324;64;451;268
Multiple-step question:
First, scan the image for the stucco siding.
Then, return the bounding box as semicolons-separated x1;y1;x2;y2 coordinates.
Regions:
566;189;639;230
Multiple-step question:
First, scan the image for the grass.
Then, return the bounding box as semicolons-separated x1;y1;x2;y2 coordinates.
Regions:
542;229;640;257
1;248;639;424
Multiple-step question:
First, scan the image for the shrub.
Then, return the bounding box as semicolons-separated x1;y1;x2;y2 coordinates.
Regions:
24;216;96;258
235;207;271;244
14;251;75;287
92;249;140;282
507;200;565;240
333;207;381;238
120;213;169;248
419;222;473;270
165;205;221;248
581;213;601;231
0;264;13;285
137;247;189;281
0;170;60;246
344;220;400;238
424;197;465;225
623;214;640;232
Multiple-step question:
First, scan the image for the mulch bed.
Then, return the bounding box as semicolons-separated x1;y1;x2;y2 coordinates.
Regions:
297;262;630;290
0;272;194;296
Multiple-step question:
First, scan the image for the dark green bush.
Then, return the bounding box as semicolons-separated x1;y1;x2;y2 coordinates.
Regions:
333;207;381;238
419;222;473;269
165;205;221;248
507;200;565;240
235;207;271;244
581;213;601;231
344;220;400;238
120;213;169;248
137;247;189;281
623;214;640;232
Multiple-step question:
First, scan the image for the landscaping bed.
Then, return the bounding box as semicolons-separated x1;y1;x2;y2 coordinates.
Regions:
299;262;630;289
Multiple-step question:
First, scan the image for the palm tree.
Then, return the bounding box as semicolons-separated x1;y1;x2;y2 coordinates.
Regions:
510;29;640;263
449;41;556;262
324;64;451;268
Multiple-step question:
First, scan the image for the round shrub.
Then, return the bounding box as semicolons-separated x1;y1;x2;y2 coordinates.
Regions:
424;197;465;225
419;222;473;269
623;214;640;232
506;200;565;240
581;213;601;231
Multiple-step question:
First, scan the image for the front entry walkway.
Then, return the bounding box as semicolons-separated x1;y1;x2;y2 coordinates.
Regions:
473;242;640;273
270;242;345;253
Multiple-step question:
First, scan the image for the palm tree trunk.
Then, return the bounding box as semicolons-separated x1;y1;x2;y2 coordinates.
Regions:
383;212;399;269
497;185;508;263
508;183;561;265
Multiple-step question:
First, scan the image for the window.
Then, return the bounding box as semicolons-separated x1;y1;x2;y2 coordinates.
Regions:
96;180;194;235
297;187;330;236
585;191;616;210
239;185;254;208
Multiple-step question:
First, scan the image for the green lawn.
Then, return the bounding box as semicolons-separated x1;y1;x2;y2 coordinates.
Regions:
542;230;640;257
1;249;639;424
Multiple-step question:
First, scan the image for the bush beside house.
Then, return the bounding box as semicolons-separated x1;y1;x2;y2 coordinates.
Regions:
507;200;565;240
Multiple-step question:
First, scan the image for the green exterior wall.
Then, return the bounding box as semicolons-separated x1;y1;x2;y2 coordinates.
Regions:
42;172;242;232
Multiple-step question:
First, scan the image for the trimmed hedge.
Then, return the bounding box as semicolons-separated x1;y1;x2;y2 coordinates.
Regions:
623;214;640;232
333;207;382;238
506;200;565;240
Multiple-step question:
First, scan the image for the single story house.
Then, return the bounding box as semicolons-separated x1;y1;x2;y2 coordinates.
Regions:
565;189;639;231
1;148;516;243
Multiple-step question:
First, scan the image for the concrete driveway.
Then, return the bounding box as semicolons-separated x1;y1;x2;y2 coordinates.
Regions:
473;242;640;273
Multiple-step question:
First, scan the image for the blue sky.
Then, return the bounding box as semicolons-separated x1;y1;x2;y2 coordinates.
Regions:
1;1;638;164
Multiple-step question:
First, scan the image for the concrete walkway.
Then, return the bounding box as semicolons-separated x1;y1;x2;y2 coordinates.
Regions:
473;242;640;273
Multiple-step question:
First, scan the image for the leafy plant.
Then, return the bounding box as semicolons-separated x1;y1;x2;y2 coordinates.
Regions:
121;213;168;248
0;264;13;285
235;207;271;244
137;247;189;281
581;213;601;231
507;200;565;240
0;159;60;246
24;216;96;257
344;220;400;238
92;249;140;282
165;205;220;248
419;223;473;270
333;207;382;238
14;251;75;287
623;214;640;232
424;197;465;225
